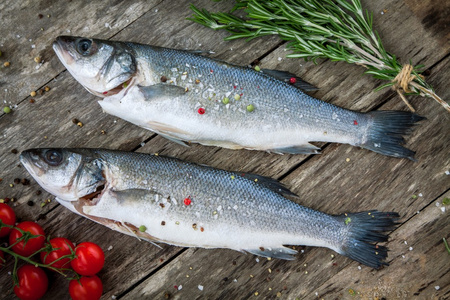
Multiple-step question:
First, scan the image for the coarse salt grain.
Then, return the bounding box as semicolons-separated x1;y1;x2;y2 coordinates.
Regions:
357;266;361;270
178;285;182;290
445;170;450;175
435;286;440;290
107;245;113;251
198;285;204;291
409;247;413;251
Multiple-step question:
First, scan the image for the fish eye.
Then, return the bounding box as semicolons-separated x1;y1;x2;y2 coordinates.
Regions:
76;39;94;56
44;150;64;166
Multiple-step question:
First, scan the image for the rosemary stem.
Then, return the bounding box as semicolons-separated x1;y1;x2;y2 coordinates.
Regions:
410;82;450;113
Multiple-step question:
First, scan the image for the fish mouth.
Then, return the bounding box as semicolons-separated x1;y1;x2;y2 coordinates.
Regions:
20;151;43;177
53;36;77;66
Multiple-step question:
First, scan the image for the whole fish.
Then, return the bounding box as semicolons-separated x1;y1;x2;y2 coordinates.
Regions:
21;148;398;268
53;36;423;159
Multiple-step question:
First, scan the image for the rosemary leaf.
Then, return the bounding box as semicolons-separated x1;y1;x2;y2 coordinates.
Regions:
188;0;448;113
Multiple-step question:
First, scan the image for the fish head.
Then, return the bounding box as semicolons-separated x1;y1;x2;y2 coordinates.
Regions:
53;36;136;97
20;149;105;202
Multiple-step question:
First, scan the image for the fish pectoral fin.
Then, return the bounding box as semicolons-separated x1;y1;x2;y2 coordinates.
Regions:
269;143;321;155
138;83;187;100
236;173;297;197
245;246;298;260
261;69;318;91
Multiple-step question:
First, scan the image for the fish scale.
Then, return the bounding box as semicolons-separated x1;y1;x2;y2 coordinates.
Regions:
21;148;399;268
53;36;424;159
134;45;353;131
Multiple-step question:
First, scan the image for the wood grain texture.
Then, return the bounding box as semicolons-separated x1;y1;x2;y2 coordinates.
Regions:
0;0;162;108
0;0;448;299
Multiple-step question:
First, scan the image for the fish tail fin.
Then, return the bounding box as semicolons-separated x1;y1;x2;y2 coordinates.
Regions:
359;111;424;160
337;211;400;269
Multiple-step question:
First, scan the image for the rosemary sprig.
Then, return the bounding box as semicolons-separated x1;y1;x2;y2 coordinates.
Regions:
188;0;449;113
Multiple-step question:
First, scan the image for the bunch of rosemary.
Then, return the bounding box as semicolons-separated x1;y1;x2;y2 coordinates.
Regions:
188;0;449;113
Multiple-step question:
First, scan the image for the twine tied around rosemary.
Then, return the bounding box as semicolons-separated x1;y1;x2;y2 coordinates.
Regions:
392;64;424;112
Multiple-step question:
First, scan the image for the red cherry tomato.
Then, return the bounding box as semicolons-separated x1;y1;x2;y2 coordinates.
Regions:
71;242;104;276
40;237;75;269
13;264;48;300
9;221;45;257
0;250;4;268
69;275;103;300
0;203;16;237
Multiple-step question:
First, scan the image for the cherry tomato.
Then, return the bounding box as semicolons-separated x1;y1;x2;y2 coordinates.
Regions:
69;275;103;300
0;203;16;237
40;237;75;269
9;221;45;257
71;242;104;276
13;264;48;300
0;250;4;268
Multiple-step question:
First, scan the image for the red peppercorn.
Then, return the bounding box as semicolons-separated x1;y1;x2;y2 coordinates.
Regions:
198;108;205;115
184;197;192;205
353;120;358;125
289;77;296;84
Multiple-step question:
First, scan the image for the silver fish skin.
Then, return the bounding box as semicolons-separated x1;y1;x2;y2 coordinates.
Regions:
53;36;423;159
21;148;399;269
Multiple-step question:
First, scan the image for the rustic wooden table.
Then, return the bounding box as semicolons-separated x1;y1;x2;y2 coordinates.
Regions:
0;0;449;299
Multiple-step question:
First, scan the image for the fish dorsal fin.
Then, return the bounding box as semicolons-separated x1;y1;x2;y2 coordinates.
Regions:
138;84;186;100
261;69;318;91
245;246;298;260
236;172;297;197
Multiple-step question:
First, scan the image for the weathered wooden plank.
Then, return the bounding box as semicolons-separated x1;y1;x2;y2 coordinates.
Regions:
0;0;448;299
0;205;182;300
314;191;450;300
0;0;162;109
122;55;449;299
0;0;286;299
129;0;450;179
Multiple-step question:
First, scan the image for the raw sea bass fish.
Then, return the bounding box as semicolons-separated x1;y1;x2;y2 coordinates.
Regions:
21;148;399;268
52;36;423;159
